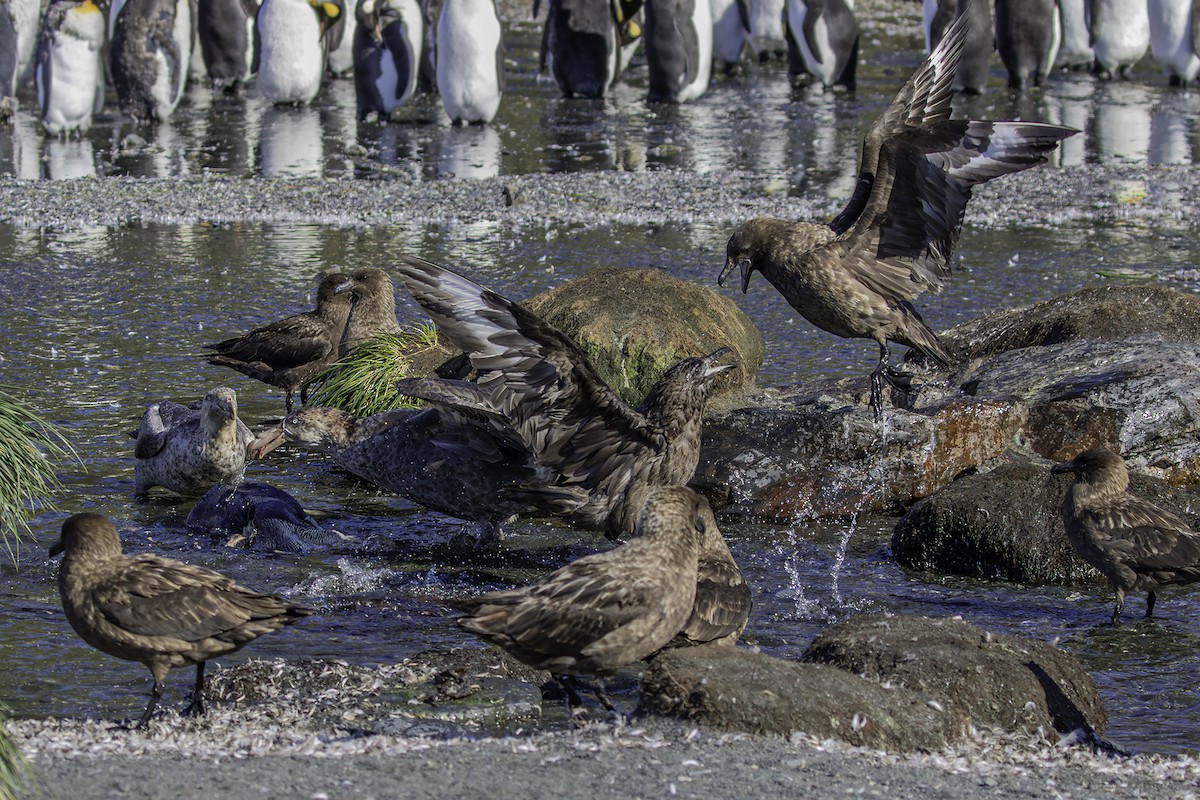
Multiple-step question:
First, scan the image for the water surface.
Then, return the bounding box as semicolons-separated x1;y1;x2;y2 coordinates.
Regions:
1;17;1199;755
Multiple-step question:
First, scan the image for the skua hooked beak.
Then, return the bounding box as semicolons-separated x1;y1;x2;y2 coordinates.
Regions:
717;257;737;289
1050;460;1075;475
701;346;735;378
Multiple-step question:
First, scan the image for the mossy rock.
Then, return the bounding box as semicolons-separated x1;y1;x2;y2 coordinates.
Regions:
523;266;763;408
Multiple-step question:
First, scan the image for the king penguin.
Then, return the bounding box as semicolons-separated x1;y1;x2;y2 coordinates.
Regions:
35;0;106;134
0;0;41;99
195;0;258;91
435;0;502;124
257;0;342;103
710;0;748;73
109;0;195;122
352;0;422;119
324;0;356;74
538;0;641;98
748;0;786;59
1056;0;1093;70
995;0;1060;89
1148;0;1200;85
785;0;858;91
923;0;991;94
1091;0;1150;79
643;0;711;102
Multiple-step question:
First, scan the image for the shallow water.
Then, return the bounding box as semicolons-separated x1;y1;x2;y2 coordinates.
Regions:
2;17;1200;755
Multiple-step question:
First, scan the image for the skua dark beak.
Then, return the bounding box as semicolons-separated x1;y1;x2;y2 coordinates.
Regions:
49;539;64;557
701;346;736;378
1050;461;1074;474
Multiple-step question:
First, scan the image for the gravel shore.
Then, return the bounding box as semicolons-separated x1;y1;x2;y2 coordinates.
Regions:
0;162;1196;231
13;711;1200;800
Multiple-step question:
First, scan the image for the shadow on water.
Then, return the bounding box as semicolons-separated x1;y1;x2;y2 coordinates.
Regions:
1;17;1200;754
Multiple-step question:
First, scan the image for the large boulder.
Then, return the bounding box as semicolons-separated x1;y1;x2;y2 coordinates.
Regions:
893;454;1200;584
640;614;1106;751
523;266;763;408
696;285;1200;521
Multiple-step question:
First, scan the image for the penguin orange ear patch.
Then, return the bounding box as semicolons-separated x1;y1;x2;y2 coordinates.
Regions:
322;2;340;16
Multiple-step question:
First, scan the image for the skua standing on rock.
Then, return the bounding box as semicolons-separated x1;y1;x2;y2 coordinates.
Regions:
1147;0;1200;85
643;0;712;103
133;387;254;498
435;0;502;123
394;255;735;539
51;512;311;727
720;13;1076;419
257;0;342;104
204;272;354;412
35;0;107;135
785;0;859;91
195;0;259;91
994;0;1060;89
1090;0;1150;79
352;0;423;120
455;486;708;708
1053;448;1200;626
108;0;194;121
922;0;991;94
340;265;405;354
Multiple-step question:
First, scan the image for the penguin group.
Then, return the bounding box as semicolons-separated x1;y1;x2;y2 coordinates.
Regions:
925;0;1192;90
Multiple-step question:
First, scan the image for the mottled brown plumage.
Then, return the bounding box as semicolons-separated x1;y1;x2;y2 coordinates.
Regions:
721;12;1077;418
50;513;311;726
1052;449;1200;626
204;272;354;412
670;500;752;647
133;387;254;498
340;266;404;355
455;487;708;683
394;256;735;539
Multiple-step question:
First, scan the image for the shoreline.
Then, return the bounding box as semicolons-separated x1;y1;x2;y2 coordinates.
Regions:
13;712;1200;799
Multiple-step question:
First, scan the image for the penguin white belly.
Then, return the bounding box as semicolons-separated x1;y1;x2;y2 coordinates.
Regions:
710;0;746;65
258;0;325;103
1056;0;1092;66
328;9;356;74
436;0;501;123
674;0;711;102
154;0;193;111
1148;0;1200;80
788;0;837;86
374;50;400;110
1093;0;1150;70
748;0;785;55
39;29;104;134
12;0;39;87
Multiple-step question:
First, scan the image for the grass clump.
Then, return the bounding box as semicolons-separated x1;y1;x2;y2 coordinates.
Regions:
0;386;74;565
0;700;30;800
307;324;444;417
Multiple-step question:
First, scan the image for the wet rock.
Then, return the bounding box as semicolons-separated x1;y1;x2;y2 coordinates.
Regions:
695;393;1025;517
941;284;1200;362
640;643;968;751
207;648;549;735
641;613;1107;751
803;614;1108;740
523;267;763;408
893;454;1200;584
695;285;1200;520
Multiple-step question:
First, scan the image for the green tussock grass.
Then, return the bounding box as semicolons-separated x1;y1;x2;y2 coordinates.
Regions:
306;324;443;417
0;702;31;800
0;386;75;566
